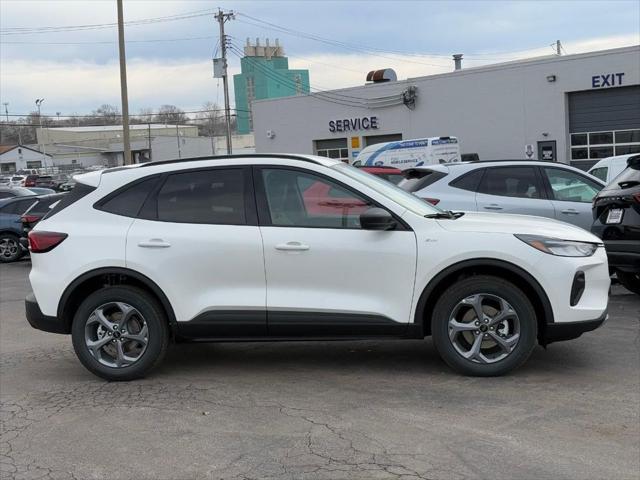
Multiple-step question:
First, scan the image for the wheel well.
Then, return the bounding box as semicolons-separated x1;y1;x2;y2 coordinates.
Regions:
416;261;553;344
58;268;177;335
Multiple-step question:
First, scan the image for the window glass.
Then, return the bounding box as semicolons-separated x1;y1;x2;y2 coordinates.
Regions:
615;130;640;144
570;134;588;146
615;145;640;155
262;169;371;228
100;177;159;218
1;199;36;214
478;167;541;199
400;170;447;192
571;148;589;160
157;169;245;224
589;167;608;182
544;168;602;202
449;169;484;192
589;146;614;159
28;194;66;215
589;132;613;145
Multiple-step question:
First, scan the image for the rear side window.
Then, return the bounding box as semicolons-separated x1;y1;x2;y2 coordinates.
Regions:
155;169;246;225
46;182;96;219
478;167;541;199
449;169;484;192
98;177;159;218
400;170;447;192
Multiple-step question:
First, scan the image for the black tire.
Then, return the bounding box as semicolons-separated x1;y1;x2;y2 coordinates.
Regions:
616;271;640;295
71;286;169;381
0;233;24;263
431;275;537;376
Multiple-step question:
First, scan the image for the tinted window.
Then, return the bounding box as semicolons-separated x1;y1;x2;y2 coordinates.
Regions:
99;177;159;218
27;194;66;215
262;168;371;228
478;167;541;199
47;182;96;219
0;199;36;215
589;167;608;182
543;168;602;202
400;170;447;192
449;169;484;192
156;169;246;224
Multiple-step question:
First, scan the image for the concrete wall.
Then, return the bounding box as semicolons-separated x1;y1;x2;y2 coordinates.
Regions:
253;46;640;164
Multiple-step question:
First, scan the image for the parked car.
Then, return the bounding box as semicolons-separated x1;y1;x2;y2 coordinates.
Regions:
591;154;640;295
27;187;56;195
9;175;26;187
0;196;39;262
26;154;609;381
23;175;39;187
398;160;605;230
0;176;11;186
21;193;67;239
58;178;76;192
0;186;37;200
34;175;57;189
588;154;637;184
360;166;405;184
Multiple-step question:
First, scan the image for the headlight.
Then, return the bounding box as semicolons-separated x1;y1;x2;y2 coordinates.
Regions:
515;234;600;257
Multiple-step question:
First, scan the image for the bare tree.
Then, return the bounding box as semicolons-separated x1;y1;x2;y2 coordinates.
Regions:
154;105;187;125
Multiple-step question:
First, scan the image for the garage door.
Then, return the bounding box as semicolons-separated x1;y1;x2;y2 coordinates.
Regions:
569;85;640;164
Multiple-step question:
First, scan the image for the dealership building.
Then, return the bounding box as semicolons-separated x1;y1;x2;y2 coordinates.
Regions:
252;45;640;169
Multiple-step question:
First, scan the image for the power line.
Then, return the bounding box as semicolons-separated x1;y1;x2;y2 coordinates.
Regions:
2;35;217;45
1;107;251;119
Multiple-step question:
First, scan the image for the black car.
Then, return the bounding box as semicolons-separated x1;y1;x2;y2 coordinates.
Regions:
34;175;56;189
591;154;640;295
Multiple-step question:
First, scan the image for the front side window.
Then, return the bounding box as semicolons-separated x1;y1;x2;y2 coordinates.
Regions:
261;168;370;228
478;167;541;199
157;169;246;225
543;167;602;202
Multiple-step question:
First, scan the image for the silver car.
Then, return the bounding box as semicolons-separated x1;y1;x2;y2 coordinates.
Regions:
398;160;605;230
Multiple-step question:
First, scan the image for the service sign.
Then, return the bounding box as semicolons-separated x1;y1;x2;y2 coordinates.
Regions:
329;116;379;133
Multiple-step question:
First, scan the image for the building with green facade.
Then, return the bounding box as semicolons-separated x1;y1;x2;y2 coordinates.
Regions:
233;39;310;134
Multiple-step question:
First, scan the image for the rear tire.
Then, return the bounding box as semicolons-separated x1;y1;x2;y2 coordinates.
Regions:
0;233;23;263
616;271;640;295
431;275;537;376
71;286;169;381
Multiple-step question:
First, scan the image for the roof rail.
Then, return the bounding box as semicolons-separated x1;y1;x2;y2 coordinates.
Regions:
139;153;322;168
468;158;555;163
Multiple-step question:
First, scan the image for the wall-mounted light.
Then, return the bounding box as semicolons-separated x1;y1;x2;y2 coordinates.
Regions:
266;130;276;139
542;132;549;137
546;75;557;83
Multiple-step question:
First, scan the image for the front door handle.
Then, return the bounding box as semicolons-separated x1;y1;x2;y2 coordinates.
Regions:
138;239;171;248
483;204;503;210
275;241;310;251
561;209;580;215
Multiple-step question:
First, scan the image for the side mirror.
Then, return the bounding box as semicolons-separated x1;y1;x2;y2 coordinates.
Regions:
360;207;397;230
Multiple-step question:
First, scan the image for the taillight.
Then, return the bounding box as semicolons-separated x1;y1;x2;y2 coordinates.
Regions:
21;214;39;224
28;231;67;253
422;197;440;205
634;193;640;203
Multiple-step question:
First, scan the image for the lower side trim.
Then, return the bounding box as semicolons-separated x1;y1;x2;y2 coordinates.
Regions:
543;310;608;345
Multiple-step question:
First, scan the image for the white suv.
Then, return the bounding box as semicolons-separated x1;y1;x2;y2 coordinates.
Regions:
25;155;610;380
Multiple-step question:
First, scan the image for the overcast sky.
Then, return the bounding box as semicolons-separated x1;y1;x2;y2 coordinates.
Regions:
1;0;639;118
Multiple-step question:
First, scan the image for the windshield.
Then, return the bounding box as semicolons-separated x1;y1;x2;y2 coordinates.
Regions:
332;163;441;216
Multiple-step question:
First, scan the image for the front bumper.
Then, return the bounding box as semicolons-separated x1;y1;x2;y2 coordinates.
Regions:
543;309;608;345
25;292;68;334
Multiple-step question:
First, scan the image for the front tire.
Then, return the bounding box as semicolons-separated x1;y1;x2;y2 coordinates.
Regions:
0;233;23;263
616;271;640;295
431;275;537;376
71;287;169;381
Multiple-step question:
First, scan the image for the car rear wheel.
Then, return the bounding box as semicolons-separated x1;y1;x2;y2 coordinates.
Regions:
0;233;24;263
71;287;169;381
616;271;640;295
431;275;537;376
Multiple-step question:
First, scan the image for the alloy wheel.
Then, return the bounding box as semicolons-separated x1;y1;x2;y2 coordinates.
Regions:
0;238;19;260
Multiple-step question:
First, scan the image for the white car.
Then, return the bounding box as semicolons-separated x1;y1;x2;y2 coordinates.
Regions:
588;154;638;184
25;154;610;380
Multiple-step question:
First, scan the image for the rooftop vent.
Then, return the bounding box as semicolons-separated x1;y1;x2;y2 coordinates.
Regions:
366;69;397;83
453;54;463;71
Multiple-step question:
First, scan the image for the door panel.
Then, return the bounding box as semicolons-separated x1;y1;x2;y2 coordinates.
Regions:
475;166;554;218
256;167;417;335
542;166;603;230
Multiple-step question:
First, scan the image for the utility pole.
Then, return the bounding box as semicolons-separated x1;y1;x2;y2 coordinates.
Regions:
2;102;8;122
147;123;152;162
35;98;47;169
117;0;132;165
176;124;182;158
556;40;562;55
215;8;234;154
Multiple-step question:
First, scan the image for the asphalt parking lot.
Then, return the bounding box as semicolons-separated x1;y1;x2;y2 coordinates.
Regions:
1;260;639;480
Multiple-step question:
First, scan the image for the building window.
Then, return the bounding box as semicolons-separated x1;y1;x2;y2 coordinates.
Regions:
364;133;403;147
571;129;640;160
0;163;17;173
26;161;42;169
315;138;349;162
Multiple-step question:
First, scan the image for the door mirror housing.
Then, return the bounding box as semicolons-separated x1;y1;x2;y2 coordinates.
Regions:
360;207;397;230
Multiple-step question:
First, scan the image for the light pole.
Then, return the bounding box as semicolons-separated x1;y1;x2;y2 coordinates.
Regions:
35;98;47;170
2;102;8;122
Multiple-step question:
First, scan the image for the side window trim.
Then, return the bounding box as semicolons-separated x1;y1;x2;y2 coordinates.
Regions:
139;166;258;226
252;165;410;231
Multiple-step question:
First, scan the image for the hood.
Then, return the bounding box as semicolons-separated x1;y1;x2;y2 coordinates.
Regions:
436;212;602;243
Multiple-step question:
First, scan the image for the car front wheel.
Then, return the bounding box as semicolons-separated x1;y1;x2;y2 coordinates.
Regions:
431;275;537;376
71;286;169;381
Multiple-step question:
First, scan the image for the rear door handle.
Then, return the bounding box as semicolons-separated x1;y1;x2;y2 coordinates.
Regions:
561;209;580;215
138;239;171;248
275;241;310;251
483;204;503;210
